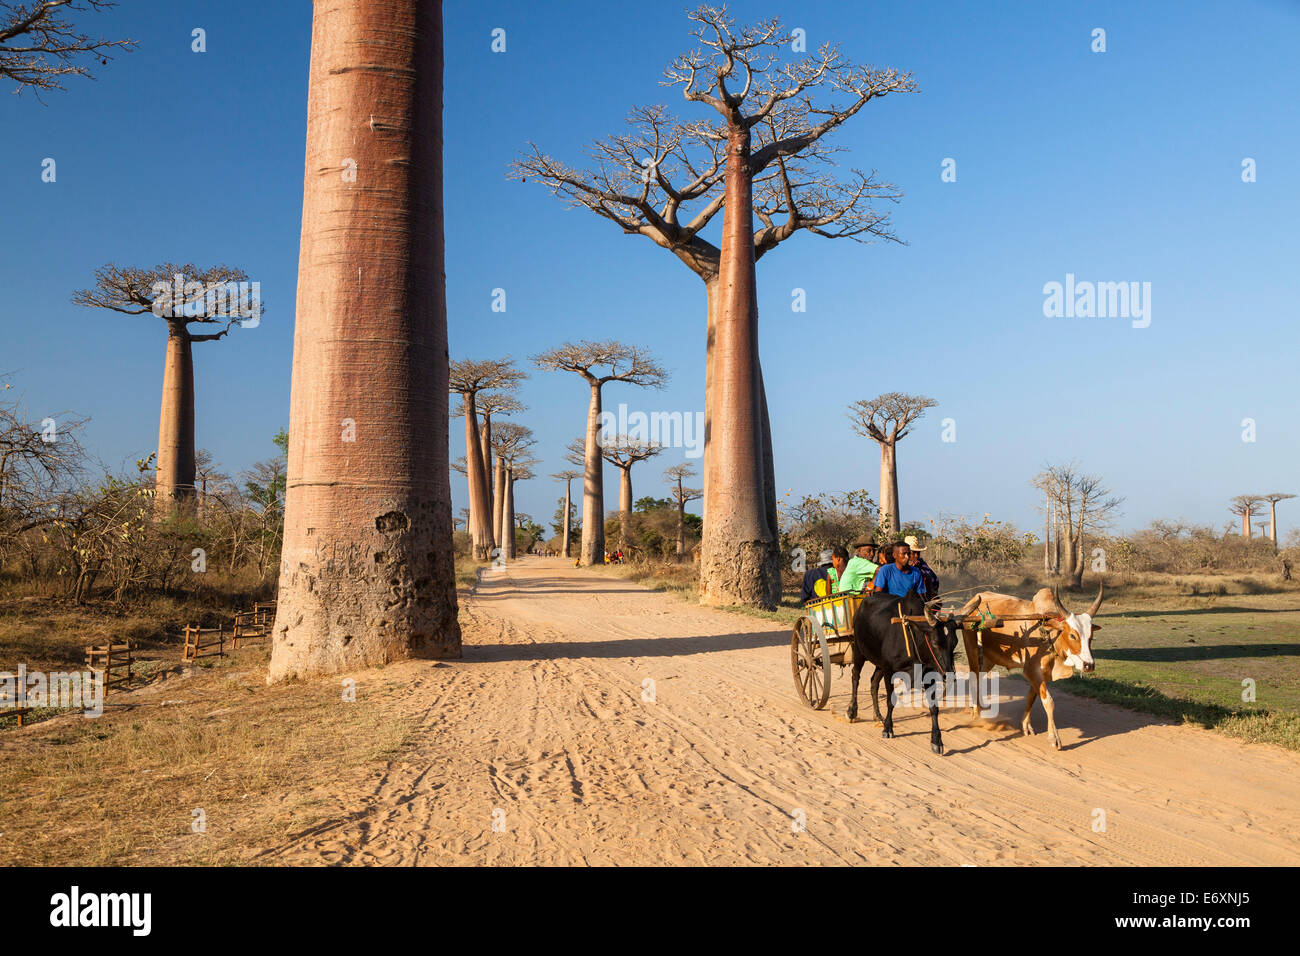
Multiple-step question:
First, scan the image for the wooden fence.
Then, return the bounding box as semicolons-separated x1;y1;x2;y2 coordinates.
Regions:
183;625;226;662
85;642;134;691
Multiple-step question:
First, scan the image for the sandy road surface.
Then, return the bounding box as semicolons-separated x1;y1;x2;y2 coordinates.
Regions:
257;557;1300;866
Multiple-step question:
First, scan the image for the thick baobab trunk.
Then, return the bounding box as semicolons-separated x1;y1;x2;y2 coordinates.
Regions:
481;413;494;535
702;276;717;537
1043;504;1051;574
270;0;460;682
1052;502;1062;573
502;466;516;559
699;124;780;608
463;393;494;559
619;466;632;515
562;479;572;558
1269;500;1278;547
580;380;605;565
879;441;900;536
155;324;196;513
492;455;506;554
1242;511;1252;538
617;464;633;548
676;497;686;560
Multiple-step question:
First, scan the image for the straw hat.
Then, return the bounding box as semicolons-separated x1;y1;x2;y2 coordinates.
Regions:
903;534;927;553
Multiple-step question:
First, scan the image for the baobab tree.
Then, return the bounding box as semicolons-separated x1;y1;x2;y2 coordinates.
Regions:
551;468;582;558
1035;463;1123;587
491;422;535;559
1;0;135;95
533;341;667;565
1263;493;1296;548
449;358;524;560
847;393;937;535
478;390;523;539
454;389;524;553
664;462;703;560
72;263;261;514
499;460;536;560
514;6;914;607
597;435;664;547
1229;495;1266;539
269;0;460;682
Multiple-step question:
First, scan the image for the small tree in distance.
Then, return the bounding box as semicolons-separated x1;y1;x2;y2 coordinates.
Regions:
534;341;666;566
847;393;936;536
664;462;702;560
73;263;262;514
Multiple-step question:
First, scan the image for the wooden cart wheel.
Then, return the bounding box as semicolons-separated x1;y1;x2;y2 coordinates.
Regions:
791;615;832;710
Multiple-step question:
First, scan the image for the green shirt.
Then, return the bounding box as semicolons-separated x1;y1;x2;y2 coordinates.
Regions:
836;556;879;594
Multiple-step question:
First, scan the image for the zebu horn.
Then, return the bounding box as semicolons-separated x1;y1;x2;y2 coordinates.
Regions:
923;602;938;626
1087;581;1104;617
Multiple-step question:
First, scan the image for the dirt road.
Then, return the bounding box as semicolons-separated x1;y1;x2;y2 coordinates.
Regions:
256;557;1300;866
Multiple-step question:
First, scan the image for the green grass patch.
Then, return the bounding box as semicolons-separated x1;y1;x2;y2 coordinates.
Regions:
1051;674;1300;751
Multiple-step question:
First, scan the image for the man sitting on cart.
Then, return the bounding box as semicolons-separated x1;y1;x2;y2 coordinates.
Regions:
872;540;931;599
834;540;880;594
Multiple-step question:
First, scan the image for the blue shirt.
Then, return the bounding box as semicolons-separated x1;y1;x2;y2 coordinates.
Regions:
873;562;927;598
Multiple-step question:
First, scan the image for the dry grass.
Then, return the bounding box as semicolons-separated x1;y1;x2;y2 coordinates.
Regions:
0;646;432;865
0;557;484;864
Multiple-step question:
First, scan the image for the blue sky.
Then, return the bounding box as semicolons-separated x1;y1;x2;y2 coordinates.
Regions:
2;0;1297;538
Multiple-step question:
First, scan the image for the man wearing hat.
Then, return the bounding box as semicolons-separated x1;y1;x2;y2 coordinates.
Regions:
903;534;940;598
834;539;880;594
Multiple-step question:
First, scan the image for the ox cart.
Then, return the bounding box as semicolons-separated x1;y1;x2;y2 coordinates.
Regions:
791;592;1059;710
791;593;865;709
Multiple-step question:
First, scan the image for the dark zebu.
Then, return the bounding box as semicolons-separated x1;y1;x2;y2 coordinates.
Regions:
847;591;959;754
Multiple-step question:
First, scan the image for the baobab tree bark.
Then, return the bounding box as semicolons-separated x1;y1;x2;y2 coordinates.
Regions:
562;479;572;557
700;120;779;607
269;0;460;682
155;325;196;511
551;469;581;558
501;464;515;559
582;381;605;563
461;391;493;559
481;418;493;519
492;455;506;553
